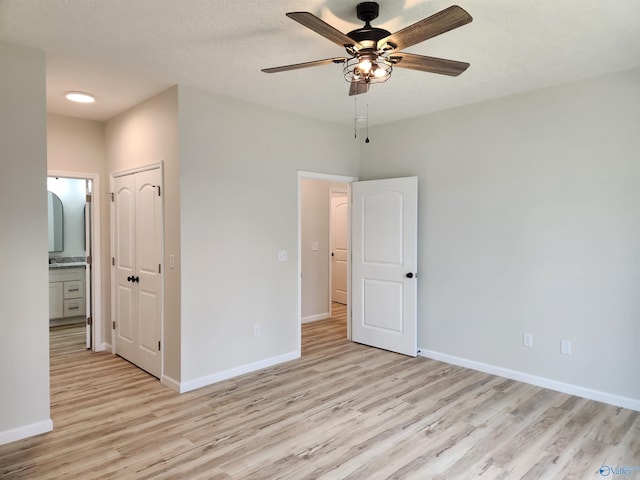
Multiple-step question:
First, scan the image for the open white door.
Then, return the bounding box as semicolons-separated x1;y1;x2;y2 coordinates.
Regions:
352;177;418;357
330;191;349;305
84;180;93;349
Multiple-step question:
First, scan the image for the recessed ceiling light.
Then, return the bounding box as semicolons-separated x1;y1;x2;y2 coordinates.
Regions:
65;91;96;103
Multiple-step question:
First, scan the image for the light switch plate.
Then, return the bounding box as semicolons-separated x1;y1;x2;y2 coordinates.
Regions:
311;242;319;251
278;250;288;262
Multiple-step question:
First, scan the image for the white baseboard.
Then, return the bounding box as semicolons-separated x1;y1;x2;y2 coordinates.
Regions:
161;374;181;393
0;418;53;446
178;350;300;394
302;312;331;324
95;342;111;352
419;348;640;412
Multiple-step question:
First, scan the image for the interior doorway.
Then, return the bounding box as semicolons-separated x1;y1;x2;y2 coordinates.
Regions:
47;171;102;351
298;171;357;355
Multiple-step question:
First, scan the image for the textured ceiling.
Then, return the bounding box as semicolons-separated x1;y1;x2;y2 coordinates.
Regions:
1;0;639;126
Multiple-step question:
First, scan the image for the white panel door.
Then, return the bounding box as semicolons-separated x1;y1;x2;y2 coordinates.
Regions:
113;168;162;378
352;177;418;357
114;174;137;364
331;192;349;305
133;169;162;377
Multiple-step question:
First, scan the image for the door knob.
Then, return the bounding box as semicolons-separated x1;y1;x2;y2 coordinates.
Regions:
406;272;415;278
127;276;133;282
133;276;140;283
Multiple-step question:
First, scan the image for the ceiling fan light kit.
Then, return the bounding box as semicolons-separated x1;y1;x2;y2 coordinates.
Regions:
262;2;473;96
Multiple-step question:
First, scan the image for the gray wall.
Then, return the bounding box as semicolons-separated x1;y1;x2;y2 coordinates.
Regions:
0;42;50;443
105;87;181;382
47;113;109;348
178;86;359;385
4;50;638;445
359;67;640;402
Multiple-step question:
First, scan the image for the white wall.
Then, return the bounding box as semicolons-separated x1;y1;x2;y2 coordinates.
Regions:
0;42;51;444
301;179;348;321
105;87;181;382
178;86;359;387
359;67;640;405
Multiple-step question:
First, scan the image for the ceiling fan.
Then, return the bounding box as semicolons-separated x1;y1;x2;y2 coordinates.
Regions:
262;2;473;96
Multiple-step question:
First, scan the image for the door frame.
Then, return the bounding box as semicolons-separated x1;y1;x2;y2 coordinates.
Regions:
48;170;103;351
109;162;165;375
297;170;358;355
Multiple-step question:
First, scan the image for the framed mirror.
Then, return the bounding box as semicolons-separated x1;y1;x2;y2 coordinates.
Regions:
48;191;64;252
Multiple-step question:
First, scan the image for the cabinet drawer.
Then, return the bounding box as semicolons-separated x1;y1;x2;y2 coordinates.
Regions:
49;267;84;283
64;280;83;299
63;298;85;317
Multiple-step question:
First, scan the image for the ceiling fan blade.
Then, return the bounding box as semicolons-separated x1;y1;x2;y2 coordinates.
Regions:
262;57;347;74
389;52;469;76
379;5;472;51
348;80;370;96
287;12;361;49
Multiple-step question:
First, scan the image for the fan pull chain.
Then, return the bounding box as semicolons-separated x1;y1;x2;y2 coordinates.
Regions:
354;96;357;139
365;104;370;143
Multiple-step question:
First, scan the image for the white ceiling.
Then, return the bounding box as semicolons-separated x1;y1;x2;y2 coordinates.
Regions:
1;0;639;126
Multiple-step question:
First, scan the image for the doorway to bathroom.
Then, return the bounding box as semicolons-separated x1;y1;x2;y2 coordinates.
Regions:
47;172;102;351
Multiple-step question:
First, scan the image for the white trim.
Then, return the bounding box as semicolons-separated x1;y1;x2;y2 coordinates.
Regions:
161;374;181;393
48;170;102;352
111;161;164;178
177;351;300;394
297;170;358;183
419;348;640;412
98;342;112;352
302;312;331;324
0;419;53;446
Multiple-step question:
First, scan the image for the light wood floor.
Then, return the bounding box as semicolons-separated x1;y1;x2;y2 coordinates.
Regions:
1;303;638;479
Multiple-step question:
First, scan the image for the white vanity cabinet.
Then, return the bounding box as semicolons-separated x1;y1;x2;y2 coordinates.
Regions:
49;282;64;319
49;267;85;320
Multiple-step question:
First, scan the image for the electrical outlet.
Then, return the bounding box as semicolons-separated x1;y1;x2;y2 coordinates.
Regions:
523;333;533;348
253;324;261;337
561;340;572;355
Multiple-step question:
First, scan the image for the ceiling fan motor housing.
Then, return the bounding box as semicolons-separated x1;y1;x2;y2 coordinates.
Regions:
349;2;391;46
356;2;380;23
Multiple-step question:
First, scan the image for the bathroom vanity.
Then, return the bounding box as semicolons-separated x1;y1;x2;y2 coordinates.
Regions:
49;265;85;322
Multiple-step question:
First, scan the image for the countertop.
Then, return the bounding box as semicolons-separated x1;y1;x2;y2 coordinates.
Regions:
49;262;86;269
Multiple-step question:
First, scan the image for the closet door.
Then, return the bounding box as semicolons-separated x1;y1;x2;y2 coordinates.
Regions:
114;174;137;365
113;168;163;378
133;169;163;377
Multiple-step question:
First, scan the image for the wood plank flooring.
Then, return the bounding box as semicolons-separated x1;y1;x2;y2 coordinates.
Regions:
1;303;638;479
